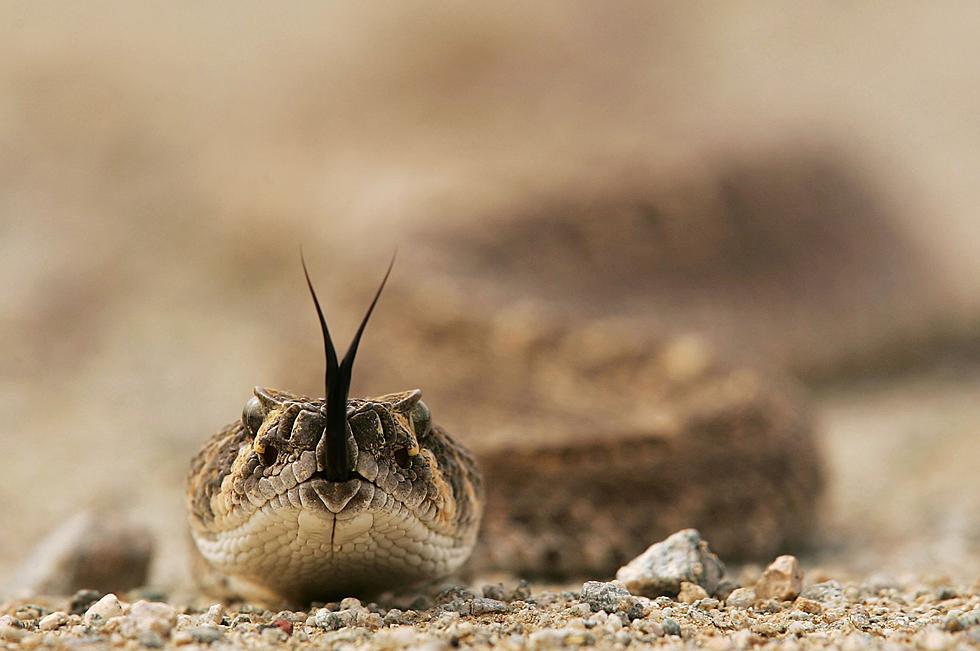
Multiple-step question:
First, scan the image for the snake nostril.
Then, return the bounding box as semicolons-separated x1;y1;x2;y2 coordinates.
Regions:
260;444;278;466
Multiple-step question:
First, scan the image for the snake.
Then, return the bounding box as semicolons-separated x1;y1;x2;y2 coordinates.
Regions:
186;257;483;605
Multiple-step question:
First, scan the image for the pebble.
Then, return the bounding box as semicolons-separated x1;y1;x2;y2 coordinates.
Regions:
127;600;176;635
615;528;727;597
794;597;823;614
138;630;165;648
262;626;288;643
272;618;294;635
38;611;69;631
580;581;631;612
84;593;124;624
800;581;846;607
0;618;27;641
678;581;710;603
180;625;223;644
726;587;757;609
755;555;804;601
662;617;682;636
200;603;224;626
69;589;103;615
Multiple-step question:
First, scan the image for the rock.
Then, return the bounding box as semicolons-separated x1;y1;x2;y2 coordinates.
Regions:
615;529;727;597
468;598;510;616
482;580;531;602
726;587;757;609
84;593;124;624
272;618;293;635
677;582;709;604
69;589;103;615
261;626;288;643
199;604;224;626
181;625;223;644
126;601;176;636
793;597;823;614
0;624;26;641
755;555;804;601
800;581;845;608
580;581;631;613
138;631;165;648
38;611;69;631
7;511;153;596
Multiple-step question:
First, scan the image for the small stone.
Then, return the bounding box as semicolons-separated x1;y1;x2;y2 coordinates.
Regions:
272;618;293;635
755;555;804;601
183;625;223;644
726;587;757;609
786;620;814;635
793;597;823;614
384;625;423;647
123;600;177;637
85;593;124;624
678;581;709;603
936;586;957;600
313;608;357;630
383;608;405;625
435;586;475;605
918;629;954;651
468;598;509;615
39;612;68;631
70;589;104;615
199;604;224;626
261;626;287;643
800;581;845;607
138;630;164;648
615;529;727;598
849;611;870;630
581;581;631;613
662;617;681;636
0;619;26;641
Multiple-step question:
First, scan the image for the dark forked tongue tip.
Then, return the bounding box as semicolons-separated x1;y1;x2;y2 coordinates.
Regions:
303;251;395;484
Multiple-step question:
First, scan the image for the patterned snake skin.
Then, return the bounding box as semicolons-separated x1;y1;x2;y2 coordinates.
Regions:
186;387;482;605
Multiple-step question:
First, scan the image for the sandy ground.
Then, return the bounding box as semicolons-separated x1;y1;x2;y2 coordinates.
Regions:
2;3;980;648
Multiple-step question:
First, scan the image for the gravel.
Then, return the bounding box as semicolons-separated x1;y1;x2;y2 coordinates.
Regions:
1;575;978;649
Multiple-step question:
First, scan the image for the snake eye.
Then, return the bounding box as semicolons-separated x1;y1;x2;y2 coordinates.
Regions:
410;400;432;439
242;396;266;437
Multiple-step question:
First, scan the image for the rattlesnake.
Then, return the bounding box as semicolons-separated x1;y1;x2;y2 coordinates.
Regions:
186;148;923;605
187;255;817;606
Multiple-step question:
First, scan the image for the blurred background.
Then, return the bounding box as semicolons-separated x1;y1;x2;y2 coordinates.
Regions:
2;2;979;591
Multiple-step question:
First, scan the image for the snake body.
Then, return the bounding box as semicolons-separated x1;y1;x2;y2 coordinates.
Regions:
187;386;482;604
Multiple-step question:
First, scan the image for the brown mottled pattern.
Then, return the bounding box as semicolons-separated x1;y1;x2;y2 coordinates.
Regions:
187;421;248;527
186;388;483;605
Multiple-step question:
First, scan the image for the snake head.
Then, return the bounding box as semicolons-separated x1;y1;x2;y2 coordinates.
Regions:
187;255;482;604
